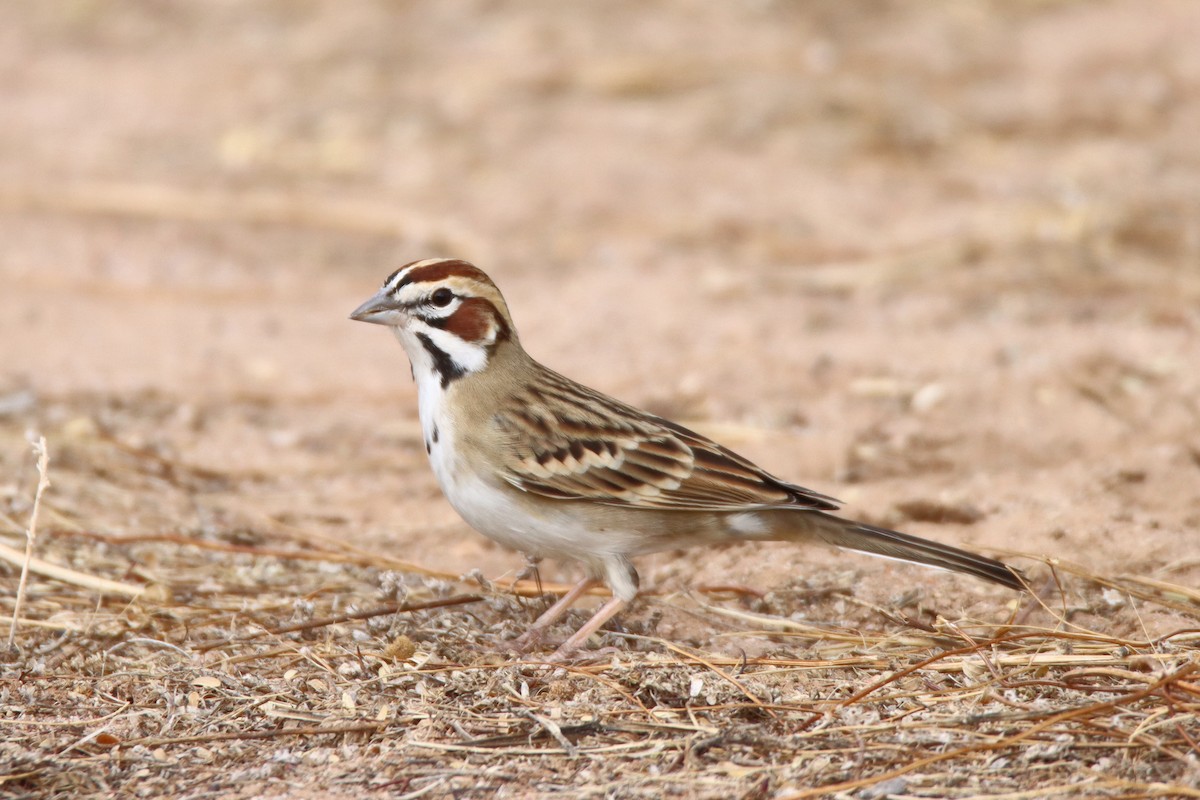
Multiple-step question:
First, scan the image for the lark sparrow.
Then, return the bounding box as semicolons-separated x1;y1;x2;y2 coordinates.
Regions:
351;258;1024;659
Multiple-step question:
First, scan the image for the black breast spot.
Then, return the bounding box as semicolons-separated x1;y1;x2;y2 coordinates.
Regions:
416;332;467;388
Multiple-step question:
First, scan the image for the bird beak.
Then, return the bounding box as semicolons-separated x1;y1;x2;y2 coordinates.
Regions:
350;292;404;326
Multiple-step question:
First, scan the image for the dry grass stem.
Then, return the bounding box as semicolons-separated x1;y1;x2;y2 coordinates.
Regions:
5;436;50;649
0;539;145;600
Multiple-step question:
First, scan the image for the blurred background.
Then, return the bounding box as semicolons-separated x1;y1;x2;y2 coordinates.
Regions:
1;1;1198;594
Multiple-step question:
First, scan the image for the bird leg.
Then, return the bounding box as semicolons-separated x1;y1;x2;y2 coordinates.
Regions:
510;577;598;653
547;595;628;662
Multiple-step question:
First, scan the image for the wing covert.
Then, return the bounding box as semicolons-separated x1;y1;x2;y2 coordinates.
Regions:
492;370;840;512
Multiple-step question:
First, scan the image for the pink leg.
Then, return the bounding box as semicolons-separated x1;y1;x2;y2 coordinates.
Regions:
510;578;598;652
547;595;628;661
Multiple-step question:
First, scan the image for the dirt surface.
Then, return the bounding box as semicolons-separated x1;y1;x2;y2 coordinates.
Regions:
2;2;1199;798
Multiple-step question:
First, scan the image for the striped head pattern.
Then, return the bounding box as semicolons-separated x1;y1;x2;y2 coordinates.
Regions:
351;258;516;387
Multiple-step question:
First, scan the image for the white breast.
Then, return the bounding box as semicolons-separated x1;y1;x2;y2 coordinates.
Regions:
393;326;460;492
395;325;521;538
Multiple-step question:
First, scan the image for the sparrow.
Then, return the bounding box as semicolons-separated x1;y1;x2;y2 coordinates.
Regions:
351;258;1025;659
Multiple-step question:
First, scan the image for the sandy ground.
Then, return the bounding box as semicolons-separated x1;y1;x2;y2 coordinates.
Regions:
2;2;1199;798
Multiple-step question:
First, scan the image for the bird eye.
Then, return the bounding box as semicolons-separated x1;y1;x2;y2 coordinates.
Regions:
430;288;454;307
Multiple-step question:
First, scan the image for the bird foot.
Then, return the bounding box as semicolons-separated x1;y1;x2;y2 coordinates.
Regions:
544;643;622;663
507;628;548;654
505;631;620;663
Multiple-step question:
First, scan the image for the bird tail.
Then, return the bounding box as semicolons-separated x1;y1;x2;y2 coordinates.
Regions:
797;511;1026;591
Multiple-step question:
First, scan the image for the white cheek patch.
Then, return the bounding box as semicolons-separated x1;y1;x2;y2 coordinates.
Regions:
421;324;488;374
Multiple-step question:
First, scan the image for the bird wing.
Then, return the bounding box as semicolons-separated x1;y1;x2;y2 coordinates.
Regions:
493;369;840;512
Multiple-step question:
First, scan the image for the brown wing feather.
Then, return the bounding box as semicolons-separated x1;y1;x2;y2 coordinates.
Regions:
494;369;840;512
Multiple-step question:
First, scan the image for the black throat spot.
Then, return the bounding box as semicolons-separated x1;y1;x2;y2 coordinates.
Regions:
416;332;467;389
